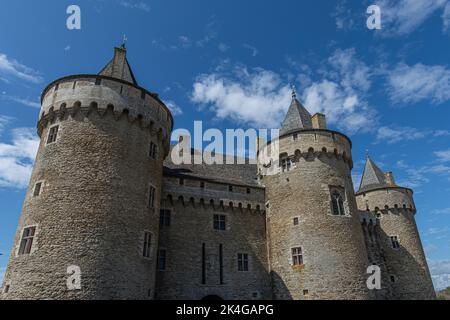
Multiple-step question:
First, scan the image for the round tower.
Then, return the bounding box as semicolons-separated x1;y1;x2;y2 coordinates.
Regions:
1;46;173;299
355;158;435;300
258;92;372;300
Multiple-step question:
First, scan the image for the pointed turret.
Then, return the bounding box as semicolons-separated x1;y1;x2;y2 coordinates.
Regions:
358;155;389;192
99;46;138;85
280;87;312;135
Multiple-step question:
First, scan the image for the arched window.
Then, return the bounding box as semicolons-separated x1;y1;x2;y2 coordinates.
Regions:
331;189;346;216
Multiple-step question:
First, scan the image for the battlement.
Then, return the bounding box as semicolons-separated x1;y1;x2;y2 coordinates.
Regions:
258;129;353;176
356;187;416;214
40;75;173;138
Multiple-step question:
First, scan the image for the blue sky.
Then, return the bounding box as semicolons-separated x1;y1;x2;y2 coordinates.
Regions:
1;0;450;290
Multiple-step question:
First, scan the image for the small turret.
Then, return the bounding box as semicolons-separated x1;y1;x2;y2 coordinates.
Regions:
355;156;435;300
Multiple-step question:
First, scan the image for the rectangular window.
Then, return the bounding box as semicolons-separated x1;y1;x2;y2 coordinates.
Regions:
95;78;101;85
33;182;43;197
213;214;226;231
159;209;171;227
46;125;59;144
238;253;249;271
228;185;233;192
148;185;156;208
200;181;205;189
291;247;303;266
157;249;166;271
390;236;400;249
143;232;152;258
281;158;292;172
179;179;184;186
149;142;157;159
19;226;36;255
390;275;396;283
246;188;251;194
293;217;299;226
4;284;10;294
293;134;298;141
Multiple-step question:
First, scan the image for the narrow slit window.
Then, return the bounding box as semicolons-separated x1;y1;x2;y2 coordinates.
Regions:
149;142;157;159
148;185;156;208
143;232;152;258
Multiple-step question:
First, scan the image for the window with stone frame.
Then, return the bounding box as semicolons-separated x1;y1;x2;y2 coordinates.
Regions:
213;214;226;231
390;235;400;249
330;187;346;216
157;249;166;271
159;209;171;227
143;232;152;258
291;247;303;266
280;156;292;172
46;125;59;144
33;181;43;197
237;253;249;271
18;226;36;255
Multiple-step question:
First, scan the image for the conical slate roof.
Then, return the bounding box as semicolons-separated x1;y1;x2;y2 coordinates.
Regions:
358;157;389;192
99;46;138;85
280;93;313;135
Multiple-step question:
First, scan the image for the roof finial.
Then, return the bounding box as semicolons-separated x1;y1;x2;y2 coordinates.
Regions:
121;34;128;49
291;84;297;99
366;149;370;159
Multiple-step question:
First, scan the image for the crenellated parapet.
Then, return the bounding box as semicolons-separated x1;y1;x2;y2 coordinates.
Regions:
356;187;416;215
39;75;173;143
258;129;353;177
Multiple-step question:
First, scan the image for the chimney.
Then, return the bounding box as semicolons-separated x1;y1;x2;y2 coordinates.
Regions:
385;172;396;186
312;113;327;129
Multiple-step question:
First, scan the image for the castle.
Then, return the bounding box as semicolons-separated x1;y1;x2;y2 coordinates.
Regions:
0;47;436;300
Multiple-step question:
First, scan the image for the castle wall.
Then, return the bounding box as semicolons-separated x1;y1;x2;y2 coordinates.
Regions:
1;77;171;299
259;130;372;300
356;188;436;300
155;176;272;300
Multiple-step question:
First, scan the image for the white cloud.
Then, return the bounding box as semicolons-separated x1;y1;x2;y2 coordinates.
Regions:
376;0;448;36
302;48;376;134
243;44;259;57
375;126;449;144
0;128;39;189
165;100;183;116
118;1;150;12
444;2;450;31
191;48;376;133
435;148;450;162
387;63;450;104
0;115;12;134
0;267;5;285
192;67;291;128
0;53;43;84
428;260;450;290
1;94;40;108
64;45;71;52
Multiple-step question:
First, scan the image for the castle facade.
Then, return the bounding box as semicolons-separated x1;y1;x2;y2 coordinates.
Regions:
0;47;435;300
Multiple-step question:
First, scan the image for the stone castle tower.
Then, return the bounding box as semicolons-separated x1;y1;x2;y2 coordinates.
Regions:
1;46;173;299
355;157;436;299
258;91;373;299
1;48;435;300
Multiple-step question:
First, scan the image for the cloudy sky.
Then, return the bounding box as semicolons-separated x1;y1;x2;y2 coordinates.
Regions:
1;0;450;290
